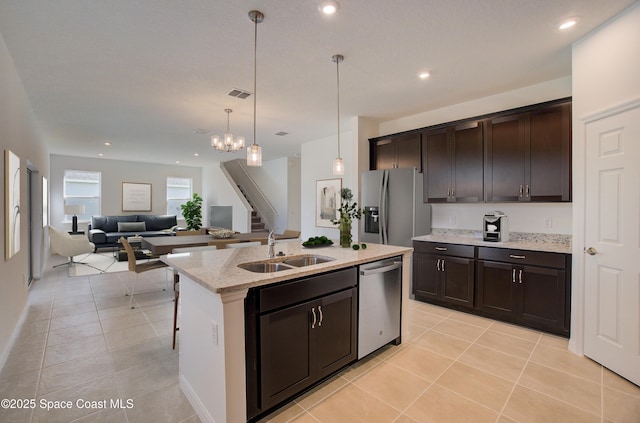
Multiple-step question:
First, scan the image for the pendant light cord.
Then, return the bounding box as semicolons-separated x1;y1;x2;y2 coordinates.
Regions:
336;57;341;158
253;16;258;147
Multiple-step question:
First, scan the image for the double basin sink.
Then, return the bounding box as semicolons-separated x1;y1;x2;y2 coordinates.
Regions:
238;254;335;273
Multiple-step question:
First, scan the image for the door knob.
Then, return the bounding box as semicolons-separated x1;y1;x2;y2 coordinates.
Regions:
585;247;598;256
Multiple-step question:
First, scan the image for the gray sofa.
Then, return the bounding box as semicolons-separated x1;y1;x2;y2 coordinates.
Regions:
88;215;177;251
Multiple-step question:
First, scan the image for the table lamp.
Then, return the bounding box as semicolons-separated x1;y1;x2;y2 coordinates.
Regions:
64;204;85;233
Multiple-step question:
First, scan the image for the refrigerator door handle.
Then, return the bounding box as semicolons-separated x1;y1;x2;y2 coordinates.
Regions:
380;170;389;244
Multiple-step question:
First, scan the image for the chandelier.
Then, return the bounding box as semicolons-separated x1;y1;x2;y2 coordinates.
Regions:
211;108;245;153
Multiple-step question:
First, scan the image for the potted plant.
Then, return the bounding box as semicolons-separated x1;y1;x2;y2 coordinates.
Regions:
180;193;203;231
331;188;365;247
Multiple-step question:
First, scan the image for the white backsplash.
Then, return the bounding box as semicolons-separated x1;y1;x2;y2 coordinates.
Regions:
431;202;573;235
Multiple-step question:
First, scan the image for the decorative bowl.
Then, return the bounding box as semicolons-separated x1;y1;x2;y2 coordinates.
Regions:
208;229;234;239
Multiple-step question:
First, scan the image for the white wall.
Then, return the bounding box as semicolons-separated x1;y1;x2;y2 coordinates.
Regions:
0;32;49;366
50;155;202;232
287;157;301;231
570;2;640;353
202;162;250;233
243;157;290;232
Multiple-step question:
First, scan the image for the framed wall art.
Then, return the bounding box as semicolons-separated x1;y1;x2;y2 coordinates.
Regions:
122;182;152;212
5;150;21;259
316;178;341;228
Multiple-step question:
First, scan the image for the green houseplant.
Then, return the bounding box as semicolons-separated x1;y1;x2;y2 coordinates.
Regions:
180;193;203;231
331;188;364;248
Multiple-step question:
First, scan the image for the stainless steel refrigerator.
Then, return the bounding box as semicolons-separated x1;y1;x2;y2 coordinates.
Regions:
360;168;431;247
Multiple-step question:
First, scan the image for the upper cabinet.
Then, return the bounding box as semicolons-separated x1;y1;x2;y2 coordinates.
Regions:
422;121;483;203
370;133;421;171
484;101;572;202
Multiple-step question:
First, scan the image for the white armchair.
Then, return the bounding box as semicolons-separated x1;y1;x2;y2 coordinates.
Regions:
49;226;95;268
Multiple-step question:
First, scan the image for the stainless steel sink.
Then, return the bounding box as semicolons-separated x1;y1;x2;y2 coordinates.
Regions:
237;262;293;273
283;255;335;267
238;254;335;273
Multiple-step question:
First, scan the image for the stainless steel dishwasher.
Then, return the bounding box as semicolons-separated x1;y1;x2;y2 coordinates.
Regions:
358;257;402;359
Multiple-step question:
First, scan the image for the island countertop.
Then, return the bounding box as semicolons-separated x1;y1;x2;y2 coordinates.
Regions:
163;241;413;294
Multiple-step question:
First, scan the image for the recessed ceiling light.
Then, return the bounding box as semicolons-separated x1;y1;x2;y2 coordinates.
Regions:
418;71;431;79
194;153;199;157
98;153;104;157
175;161;180;164
318;0;339;15
104;142;111;146
559;17;580;30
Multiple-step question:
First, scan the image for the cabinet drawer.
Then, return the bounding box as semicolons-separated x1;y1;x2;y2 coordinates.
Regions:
259;267;357;313
413;241;475;258
477;247;566;269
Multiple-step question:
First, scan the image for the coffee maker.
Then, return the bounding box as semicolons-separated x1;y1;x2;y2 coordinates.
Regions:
483;211;509;242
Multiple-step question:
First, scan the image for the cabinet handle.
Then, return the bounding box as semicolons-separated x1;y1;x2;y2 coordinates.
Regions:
451;188;454;198
318;305;323;327
519;185;523;197
519;270;523;284
436;259;441;272
512;268;516;283
509;254;526;259
442;260;445;272
311;307;316;329
435;247;448;251
526;185;530;198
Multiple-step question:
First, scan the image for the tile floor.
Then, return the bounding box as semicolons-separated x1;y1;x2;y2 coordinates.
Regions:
0;256;639;423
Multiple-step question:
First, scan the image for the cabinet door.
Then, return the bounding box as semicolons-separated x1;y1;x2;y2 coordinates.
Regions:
442;257;475;309
396;133;422;171
528;103;572;202
260;300;314;409
485;114;526;202
374;139;396;170
315;288;357;379
476;260;516;319
518;265;567;333
423;129;450;203
452;122;483;202
413;253;440;302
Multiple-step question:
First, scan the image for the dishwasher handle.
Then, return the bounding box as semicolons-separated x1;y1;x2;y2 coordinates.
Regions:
360;261;402;276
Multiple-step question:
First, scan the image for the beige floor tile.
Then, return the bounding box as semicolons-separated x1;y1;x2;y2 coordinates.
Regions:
47;320;103;347
354;362;431;410
394;415;418;423
288;412;320;423
0;346;45;379
403;322;429;342
100;312;149;333
447;310;495;328
53;293;94;306
404;384;498;423
435;362;514;411
432;318;486;342
503;385;600;423
308;384;400;423
39;352;113;395
489;320;542;342
104;322;158;350
458;344;527;382
43;333;108;367
409;301;453;318
475;330;537;359
530;344;602;382
539;332;570;350
125;382;196;423
603;368;640;397
150;317;174;337
0;367;39;399
404;307;446;328
140;302;174;323
518;362;602;415
296;374;348;410
69;409;127;423
413;330;471;359
52;299;96;318
109;337;175;372
98;304;143;321
339;354;381;381
49;309;99;331
603;387;640;423
386;344;454;382
260;401;305;422
113;354;178;398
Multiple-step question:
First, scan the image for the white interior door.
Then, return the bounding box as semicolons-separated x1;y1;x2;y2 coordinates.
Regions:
584;105;640;386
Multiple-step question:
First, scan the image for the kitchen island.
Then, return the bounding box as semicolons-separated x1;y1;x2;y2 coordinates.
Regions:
164;241;412;423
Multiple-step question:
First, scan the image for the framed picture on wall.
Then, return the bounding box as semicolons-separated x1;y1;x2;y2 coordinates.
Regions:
122;182;152;212
5;150;21;260
316;178;341;228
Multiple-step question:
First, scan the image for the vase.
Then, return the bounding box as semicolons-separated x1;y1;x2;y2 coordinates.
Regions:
339;219;352;248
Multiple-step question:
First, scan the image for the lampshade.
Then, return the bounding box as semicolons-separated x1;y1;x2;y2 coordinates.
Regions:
64;204;85;216
247;10;264;167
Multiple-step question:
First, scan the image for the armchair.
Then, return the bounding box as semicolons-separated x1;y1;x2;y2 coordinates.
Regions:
48;226;96;268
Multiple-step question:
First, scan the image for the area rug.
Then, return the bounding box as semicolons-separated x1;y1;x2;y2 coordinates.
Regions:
67;252;156;277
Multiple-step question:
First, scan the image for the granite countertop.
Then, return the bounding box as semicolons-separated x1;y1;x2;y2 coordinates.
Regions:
413;229;572;254
163;242;412;294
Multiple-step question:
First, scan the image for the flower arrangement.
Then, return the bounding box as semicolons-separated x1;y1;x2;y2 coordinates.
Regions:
331;188;365;247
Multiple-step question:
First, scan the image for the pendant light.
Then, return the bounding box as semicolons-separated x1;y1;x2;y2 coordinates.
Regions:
332;54;344;175
211;109;245;152
247;10;264;167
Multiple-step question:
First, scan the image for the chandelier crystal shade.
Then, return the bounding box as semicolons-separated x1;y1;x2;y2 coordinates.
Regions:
211;109;245;153
247;10;264;167
332;54;344;175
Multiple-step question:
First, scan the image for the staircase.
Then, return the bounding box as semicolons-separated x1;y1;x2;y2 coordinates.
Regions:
238;184;269;233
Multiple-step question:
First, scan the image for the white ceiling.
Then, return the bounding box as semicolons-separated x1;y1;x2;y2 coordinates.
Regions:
0;0;636;166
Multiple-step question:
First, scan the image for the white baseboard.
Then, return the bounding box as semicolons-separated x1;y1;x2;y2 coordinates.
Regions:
180;373;216;423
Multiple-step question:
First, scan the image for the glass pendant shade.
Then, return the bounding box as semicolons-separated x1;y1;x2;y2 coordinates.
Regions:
247;143;262;167
333;157;344;175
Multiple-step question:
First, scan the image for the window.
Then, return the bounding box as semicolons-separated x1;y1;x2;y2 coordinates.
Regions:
63;170;101;222
167;177;192;219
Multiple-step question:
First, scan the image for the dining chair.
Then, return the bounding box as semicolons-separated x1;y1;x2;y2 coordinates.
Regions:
207;239;240;249
169;244;218;349
120;237;169;309
249;237;268;245
227;241;262;248
283;229;301;238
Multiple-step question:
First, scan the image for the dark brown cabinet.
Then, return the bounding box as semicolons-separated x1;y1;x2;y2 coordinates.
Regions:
484;101;571;202
413;242;475;309
476;247;570;336
371;132;421;171
423;121;483;203
245;268;357;420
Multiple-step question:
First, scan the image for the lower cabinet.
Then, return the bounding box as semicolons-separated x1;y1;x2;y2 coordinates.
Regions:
245;267;357;421
413;242;475;309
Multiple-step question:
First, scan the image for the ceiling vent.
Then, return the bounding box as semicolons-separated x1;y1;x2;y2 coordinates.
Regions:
275;131;289;136
228;88;252;99
193;128;213;136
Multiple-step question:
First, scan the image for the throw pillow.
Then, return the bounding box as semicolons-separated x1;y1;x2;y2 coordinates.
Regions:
117;221;146;232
